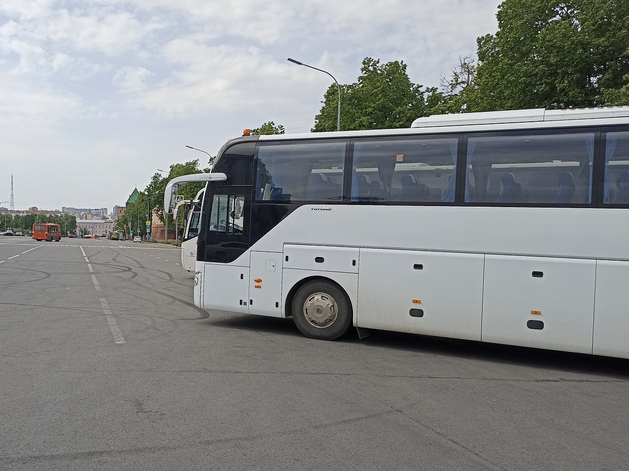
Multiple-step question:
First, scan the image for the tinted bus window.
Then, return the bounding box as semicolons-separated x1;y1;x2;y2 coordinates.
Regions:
209;194;245;233
256;141;346;202
465;132;594;205
351;137;457;202
604;132;629;204
187;210;200;239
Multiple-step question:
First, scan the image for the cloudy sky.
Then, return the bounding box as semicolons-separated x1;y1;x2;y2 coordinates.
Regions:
0;0;501;212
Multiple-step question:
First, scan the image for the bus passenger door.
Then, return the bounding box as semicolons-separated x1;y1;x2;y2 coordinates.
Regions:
202;187;250;263
198;186;251;313
181;206;200;272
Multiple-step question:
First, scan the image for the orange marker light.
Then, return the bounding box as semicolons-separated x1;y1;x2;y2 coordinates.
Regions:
531;310;542;315
254;278;262;283
412;299;422;304
254;285;262;289
243;129;251;136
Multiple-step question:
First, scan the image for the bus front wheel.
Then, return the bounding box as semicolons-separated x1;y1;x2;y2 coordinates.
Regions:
291;280;352;340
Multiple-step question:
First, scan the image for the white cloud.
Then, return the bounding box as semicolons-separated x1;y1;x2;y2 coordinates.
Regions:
46;9;164;56
113;66;154;93
0;76;81;129
0;0;54;21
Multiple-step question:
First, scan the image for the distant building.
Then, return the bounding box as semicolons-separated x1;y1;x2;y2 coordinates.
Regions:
151;210;174;241
116;188;140;221
126;188;140;205
1;206;64;216
26;207;62;215
62;207;108;218
76;219;114;237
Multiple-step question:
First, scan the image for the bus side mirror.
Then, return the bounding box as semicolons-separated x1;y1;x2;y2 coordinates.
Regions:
233;197;244;219
164;182;179;214
163;173;227;214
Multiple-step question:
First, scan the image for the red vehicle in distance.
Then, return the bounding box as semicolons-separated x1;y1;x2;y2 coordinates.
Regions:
32;223;62;242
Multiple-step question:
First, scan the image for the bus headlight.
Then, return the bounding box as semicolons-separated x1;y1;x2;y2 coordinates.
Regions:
194;272;201;287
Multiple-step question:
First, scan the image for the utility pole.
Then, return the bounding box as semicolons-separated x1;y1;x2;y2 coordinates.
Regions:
10;175;14;210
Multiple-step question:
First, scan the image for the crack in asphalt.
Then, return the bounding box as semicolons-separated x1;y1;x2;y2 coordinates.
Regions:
0;368;625;382
0;407;470;465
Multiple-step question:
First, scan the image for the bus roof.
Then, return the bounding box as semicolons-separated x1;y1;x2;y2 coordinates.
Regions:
251;106;629;143
411;107;629;128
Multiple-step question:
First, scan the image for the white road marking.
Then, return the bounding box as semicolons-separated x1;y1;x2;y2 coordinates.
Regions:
8;254;19;260
100;298;125;344
21;246;42;255
80;246;87;257
0;260;4;264
87;263;94;272
91;275;102;292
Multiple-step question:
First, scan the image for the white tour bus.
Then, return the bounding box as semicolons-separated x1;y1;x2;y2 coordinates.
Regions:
174;189;204;272
165;108;629;359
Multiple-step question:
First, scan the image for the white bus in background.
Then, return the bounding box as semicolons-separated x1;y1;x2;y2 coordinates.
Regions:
174;189;204;272
165;108;629;359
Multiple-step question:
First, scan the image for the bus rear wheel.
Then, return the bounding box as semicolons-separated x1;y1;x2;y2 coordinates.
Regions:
291;280;352;340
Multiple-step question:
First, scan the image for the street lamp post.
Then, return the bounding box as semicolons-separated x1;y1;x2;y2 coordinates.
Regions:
185;145;211;159
287;58;341;131
186;145;214;172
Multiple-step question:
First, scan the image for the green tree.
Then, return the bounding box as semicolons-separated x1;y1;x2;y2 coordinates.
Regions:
144;158;214;228
22;213;36;233
467;0;629;111
62;214;77;236
251;121;285;135
313;58;431;131
144;172;169;225
0;214;11;232
427;56;478;115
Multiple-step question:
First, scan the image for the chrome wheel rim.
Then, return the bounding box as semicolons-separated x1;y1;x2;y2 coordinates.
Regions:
303;292;338;328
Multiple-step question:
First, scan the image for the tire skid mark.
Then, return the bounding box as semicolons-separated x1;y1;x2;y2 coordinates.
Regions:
110;249;189;287
114;281;207;320
0;266;52;287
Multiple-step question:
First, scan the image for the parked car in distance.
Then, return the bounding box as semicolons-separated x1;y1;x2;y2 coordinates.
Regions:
14;232;23;236
1;230;14;236
133;236;142;243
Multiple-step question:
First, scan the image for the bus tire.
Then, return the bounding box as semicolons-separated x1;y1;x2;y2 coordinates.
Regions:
291;280;352;340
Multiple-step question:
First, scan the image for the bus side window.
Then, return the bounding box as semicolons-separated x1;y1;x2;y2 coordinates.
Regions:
209;195;228;232
466;132;594;205
229;196;245;233
352;137;457;203
604;132;629;205
209;194;245;233
256;141;346;202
